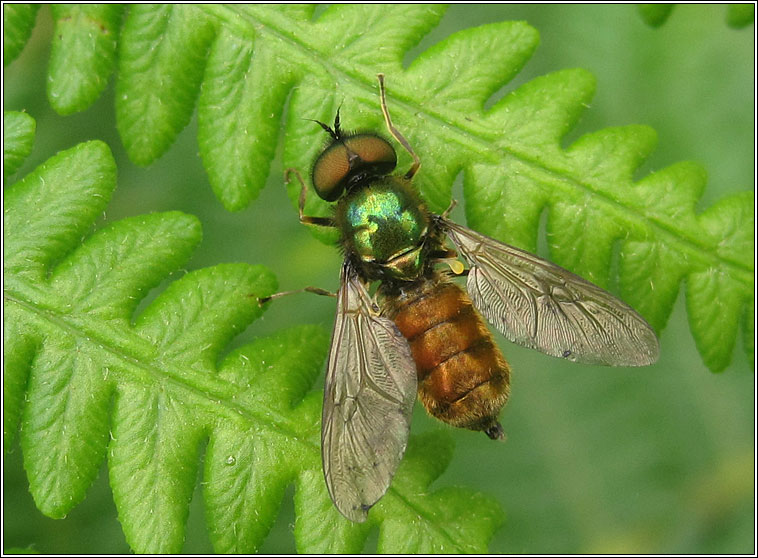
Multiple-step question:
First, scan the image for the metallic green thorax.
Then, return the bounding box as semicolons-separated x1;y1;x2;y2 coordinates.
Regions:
336;177;429;280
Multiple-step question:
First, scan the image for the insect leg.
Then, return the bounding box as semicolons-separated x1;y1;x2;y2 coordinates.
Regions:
285;168;335;227
440;199;458;219
377;74;421;180
485;422;506;441
429;248;459;260
258;286;336;307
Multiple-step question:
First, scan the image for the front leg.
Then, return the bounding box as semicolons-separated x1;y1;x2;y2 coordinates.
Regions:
377;74;421;180
285;168;335;227
258;286;336;306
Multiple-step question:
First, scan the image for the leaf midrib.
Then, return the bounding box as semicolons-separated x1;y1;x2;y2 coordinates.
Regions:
4;284;309;445
199;4;752;286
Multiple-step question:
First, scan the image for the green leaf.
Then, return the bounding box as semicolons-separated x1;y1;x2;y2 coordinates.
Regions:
638;4;755;28
47;5;124;115
3;110;35;177
292;430;503;554
466;79;752;372
115;4;216;165
197;25;300;210
373;432;504;554
726;4;755;28
3;3;39;66
637;4;675;27
3;141;115;282
4;134;505;552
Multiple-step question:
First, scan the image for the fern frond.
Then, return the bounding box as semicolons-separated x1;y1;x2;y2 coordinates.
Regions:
3;110;35;177
4;127;504;552
3;3;39;66
47;5;123;115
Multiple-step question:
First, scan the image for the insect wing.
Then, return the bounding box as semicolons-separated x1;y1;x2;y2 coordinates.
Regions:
441;219;659;366
321;262;417;522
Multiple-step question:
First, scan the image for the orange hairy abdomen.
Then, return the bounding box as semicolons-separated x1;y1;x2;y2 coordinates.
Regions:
386;277;511;433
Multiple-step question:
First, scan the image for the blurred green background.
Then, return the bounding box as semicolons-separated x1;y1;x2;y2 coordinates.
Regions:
3;4;754;554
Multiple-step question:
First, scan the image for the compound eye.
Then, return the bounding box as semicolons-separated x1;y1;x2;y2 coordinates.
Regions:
312;143;349;201
311;134;398;202
343;135;397;173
